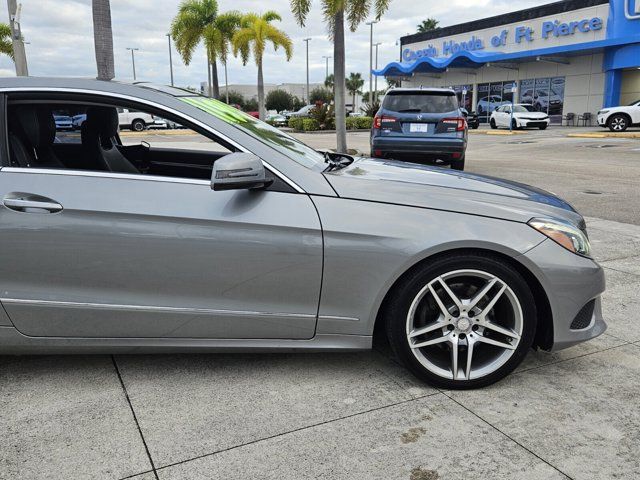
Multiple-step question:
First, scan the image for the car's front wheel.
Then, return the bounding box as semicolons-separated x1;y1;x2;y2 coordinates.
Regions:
490;119;497;129
608;114;629;132
385;254;536;389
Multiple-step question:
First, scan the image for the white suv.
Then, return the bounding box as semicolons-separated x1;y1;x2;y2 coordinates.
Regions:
597;100;640;132
117;107;166;131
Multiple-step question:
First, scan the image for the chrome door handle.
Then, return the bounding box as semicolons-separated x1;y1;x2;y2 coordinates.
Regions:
3;197;63;213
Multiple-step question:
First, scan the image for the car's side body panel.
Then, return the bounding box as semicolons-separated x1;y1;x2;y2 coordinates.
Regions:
0;168;323;339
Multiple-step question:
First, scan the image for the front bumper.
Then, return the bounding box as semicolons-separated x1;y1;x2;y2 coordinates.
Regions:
520;239;606;351
597;114;607;127
517;119;550;128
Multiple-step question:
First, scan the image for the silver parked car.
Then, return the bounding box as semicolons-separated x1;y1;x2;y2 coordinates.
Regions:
0;78;605;389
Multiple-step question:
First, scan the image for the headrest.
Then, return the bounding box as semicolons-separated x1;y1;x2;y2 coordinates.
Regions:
85;106;119;137
12;106;56;148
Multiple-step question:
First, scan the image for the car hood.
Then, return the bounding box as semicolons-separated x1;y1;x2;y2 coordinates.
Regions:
324;157;584;226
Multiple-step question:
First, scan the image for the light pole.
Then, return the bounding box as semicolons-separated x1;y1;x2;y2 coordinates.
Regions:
166;34;174;86
7;0;28;76
303;38;311;104
373;42;382;103
365;21;377;104
322;55;331;80
126;47;139;81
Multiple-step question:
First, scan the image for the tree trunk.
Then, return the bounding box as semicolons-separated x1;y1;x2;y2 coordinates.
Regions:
206;59;212;97
224;62;229;104
92;0;114;80
211;60;220;99
333;9;347;152
257;60;265;120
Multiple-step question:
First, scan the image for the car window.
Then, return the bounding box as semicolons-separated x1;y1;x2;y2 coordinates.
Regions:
6;100;235;181
382;92;458;114
180;96;326;171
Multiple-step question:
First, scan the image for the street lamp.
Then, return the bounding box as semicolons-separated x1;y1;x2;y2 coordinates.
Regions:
303;38;311;104
365;20;378;104
126;47;139;81
322;55;332;80
374;42;382;102
166;34;174;86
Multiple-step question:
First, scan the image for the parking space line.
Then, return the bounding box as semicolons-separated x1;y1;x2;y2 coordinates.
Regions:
112;356;160;480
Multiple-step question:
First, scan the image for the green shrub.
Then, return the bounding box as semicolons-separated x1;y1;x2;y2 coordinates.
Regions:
302;118;320;131
346;116;373;130
357;116;373;129
288;117;304;130
345;117;359;130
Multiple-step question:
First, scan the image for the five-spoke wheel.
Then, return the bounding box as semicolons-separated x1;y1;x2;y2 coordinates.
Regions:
386;254;536;389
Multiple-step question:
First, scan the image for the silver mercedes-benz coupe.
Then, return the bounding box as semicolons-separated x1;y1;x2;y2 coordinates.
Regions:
0;78;605;388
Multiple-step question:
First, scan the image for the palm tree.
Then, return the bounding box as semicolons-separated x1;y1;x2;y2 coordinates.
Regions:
290;0;391;153
0;23;14;61
172;0;240;98
324;73;334;90
92;0;115;80
346;72;364;112
417;18;439;33
232;12;293;120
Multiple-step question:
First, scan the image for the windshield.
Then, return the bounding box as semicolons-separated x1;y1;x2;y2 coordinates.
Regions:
383;92;458;113
513;105;536;113
180;97;325;170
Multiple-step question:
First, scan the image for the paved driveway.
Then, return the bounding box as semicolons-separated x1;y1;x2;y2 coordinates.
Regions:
2;128;640;479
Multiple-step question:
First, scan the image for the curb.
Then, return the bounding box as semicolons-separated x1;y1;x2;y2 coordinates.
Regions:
566;132;640;139
469;129;529;135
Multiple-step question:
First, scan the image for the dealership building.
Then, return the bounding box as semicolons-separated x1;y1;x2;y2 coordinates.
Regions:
375;0;640;124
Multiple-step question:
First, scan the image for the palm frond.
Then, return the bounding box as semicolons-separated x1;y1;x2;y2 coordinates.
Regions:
0;23;14;61
262;11;282;22
346;0;371;31
265;25;293;60
290;0;312;26
373;0;391;20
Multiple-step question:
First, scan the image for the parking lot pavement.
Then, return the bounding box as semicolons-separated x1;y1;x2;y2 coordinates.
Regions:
1;219;639;480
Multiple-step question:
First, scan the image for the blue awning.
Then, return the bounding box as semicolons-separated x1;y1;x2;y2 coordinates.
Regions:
374;35;640;76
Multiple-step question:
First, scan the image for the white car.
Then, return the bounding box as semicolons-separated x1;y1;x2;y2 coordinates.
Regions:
117;107;166;131
490;104;550;130
597;100;640;132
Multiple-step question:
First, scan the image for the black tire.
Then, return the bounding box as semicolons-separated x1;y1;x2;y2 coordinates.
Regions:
539;124;548;130
490;119;497;129
511;119;519;130
131;119;146;132
471;124;479;130
607;114;629;133
450;156;465;171
384;253;536;389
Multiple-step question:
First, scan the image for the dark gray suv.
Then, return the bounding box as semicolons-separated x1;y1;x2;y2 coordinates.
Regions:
371;88;468;170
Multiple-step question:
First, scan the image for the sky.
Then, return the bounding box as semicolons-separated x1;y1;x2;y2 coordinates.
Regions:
0;0;543;92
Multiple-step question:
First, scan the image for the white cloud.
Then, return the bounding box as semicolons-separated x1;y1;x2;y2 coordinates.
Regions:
0;0;542;91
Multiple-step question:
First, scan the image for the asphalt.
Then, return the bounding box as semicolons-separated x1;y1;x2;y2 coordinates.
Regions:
2;126;639;479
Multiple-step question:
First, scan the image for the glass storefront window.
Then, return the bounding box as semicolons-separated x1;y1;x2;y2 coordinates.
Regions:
519;76;565;124
451;85;474;112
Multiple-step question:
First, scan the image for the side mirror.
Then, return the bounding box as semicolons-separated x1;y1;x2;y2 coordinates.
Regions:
211;153;273;191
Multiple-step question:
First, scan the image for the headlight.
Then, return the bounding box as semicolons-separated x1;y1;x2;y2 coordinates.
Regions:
598;110;609;115
528;218;591;257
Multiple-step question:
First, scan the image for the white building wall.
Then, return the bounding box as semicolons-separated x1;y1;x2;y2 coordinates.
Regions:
621;69;640;106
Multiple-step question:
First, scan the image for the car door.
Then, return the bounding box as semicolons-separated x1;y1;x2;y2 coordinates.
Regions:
500;106;511;127
0;166;323;340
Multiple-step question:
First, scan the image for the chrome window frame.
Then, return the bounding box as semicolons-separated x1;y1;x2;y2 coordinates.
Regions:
0;87;305;193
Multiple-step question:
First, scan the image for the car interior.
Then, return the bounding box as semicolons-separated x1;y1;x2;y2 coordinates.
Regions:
4;95;258;182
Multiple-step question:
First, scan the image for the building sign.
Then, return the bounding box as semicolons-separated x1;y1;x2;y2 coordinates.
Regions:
403;15;604;61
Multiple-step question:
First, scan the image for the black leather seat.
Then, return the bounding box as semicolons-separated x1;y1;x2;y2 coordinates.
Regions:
8;106;65;168
81;107;139;174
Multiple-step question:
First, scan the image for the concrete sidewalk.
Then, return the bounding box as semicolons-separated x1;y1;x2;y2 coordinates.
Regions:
1;217;639;480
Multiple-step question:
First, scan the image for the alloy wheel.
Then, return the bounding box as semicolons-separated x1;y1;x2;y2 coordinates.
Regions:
405;269;523;381
610;116;627;131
